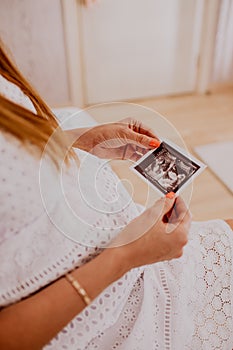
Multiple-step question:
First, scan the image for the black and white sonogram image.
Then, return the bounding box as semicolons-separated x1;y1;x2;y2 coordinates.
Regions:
132;142;202;195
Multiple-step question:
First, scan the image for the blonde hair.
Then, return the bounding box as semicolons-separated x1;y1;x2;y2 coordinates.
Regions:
0;40;75;167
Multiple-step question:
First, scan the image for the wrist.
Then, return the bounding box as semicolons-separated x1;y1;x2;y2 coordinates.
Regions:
72;247;131;301
65;128;91;151
103;246;132;279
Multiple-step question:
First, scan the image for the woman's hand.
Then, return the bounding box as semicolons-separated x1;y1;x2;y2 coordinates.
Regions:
112;195;191;268
0;195;190;349
68;118;160;161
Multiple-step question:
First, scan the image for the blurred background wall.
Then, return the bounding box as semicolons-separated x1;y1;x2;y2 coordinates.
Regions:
0;0;71;106
0;0;232;107
212;0;233;84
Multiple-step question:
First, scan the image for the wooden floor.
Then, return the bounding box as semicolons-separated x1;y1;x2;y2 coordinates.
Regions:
91;87;233;222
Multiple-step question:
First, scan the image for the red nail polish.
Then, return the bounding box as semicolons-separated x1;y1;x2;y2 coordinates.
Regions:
166;192;175;199
149;140;161;148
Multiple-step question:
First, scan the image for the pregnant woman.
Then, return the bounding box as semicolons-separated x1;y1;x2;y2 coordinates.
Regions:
0;41;233;350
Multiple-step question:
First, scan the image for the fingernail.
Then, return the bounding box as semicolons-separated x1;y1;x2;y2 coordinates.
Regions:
149;140;161;148
166;192;175;199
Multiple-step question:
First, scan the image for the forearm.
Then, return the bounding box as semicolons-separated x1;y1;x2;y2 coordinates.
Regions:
0;247;129;350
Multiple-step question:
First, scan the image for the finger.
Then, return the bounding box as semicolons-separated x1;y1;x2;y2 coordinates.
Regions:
123;147;148;162
163;198;177;223
129;153;139;162
152;196;176;220
173;197;189;219
135;122;159;139
120;117;159;139
173;197;192;226
133;146;148;159
166;202;179;222
106;144;147;161
124;144;136;160
123;144;151;160
96;146;127;160
126;129;160;149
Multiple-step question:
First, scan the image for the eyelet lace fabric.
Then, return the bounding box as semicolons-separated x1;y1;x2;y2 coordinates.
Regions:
45;220;233;350
0;75;233;349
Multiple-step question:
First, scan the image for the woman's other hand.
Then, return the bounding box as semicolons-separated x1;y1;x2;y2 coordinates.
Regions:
69;118;160;161
113;195;191;268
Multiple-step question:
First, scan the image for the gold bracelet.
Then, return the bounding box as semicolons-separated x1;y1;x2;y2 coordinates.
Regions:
65;273;91;306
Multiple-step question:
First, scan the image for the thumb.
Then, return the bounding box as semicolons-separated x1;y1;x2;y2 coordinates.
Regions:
159;194;176;218
126;129;160;149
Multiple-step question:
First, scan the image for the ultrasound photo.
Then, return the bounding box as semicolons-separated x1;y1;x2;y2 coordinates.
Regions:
132;141;205;195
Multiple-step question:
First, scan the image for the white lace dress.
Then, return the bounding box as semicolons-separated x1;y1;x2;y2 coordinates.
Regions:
0;75;233;350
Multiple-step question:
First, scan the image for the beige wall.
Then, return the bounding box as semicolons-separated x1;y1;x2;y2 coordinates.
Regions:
0;0;70;107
